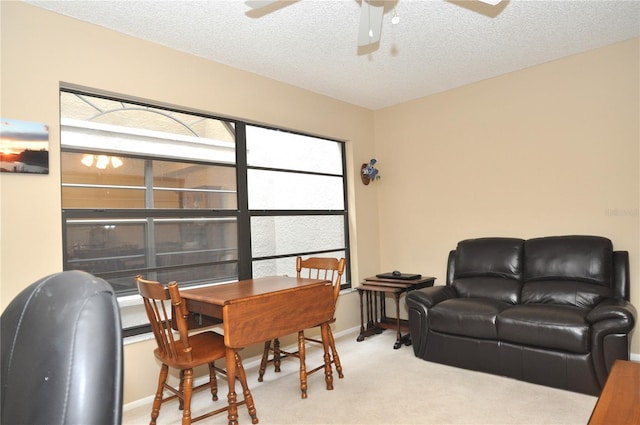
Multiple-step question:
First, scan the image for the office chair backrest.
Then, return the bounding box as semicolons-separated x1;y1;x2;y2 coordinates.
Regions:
1;271;123;425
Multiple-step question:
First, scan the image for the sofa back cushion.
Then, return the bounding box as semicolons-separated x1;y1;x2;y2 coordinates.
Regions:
521;280;612;308
521;236;614;307
452;237;524;304
453;277;522;304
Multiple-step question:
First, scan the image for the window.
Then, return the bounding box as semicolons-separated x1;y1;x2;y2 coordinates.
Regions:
60;88;350;336
246;126;347;278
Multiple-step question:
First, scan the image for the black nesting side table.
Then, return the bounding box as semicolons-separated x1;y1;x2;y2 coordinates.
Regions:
357;275;435;349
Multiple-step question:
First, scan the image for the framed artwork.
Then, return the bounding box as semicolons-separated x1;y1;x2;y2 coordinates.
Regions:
0;118;50;174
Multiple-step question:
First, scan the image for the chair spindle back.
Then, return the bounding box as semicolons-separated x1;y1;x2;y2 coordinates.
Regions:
135;275;192;362
296;257;346;302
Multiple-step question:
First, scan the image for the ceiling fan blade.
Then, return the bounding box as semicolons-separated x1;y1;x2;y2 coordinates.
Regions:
357;1;384;47
245;1;279;9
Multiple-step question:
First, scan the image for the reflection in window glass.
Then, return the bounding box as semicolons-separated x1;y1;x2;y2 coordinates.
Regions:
153;161;237;209
60;91;236;144
61;152;146;208
153;262;238;287
154;218;237;261
65;220;146;292
61;152;145;185
62;187;146;209
61;90;238;297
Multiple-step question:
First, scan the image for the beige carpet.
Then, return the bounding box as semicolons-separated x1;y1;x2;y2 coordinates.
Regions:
123;328;598;425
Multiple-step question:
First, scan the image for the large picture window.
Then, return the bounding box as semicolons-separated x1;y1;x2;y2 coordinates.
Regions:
60;88;350;336
246;125;347;278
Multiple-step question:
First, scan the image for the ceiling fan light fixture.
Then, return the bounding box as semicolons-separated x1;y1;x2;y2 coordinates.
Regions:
392;9;399;25
359;1;383;46
80;154;94;167
111;157;123;168
80;154;123;169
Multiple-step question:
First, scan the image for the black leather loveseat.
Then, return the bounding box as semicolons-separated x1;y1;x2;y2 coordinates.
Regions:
407;235;636;395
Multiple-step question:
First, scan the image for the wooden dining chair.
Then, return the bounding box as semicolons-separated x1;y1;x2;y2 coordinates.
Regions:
135;276;258;425
257;257;346;398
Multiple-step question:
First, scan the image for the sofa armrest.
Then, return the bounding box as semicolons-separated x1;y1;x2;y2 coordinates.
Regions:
408;285;458;308
586;298;637;325
406;286;458;358
587;298;637;387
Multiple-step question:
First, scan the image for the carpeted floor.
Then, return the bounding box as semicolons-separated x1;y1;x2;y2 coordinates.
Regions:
123;328;598;425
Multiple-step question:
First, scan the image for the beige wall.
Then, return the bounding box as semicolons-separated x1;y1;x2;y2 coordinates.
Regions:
374;38;640;352
2;1;638;406
0;2;373;403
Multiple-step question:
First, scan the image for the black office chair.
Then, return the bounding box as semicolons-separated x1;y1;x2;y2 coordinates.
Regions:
1;270;123;425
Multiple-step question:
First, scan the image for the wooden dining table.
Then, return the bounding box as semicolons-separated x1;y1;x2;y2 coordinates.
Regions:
180;276;336;425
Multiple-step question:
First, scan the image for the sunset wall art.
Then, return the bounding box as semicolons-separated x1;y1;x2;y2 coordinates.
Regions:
0;118;49;174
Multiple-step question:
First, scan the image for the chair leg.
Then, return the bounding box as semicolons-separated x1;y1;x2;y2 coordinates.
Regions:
298;330;308;399
208;362;218;401
258;337;285;382
327;327;344;378
273;337;282;372
235;352;259;424
257;340;271;382
150;364;169;425
321;322;334;392
178;370;185;410
181;368;194;425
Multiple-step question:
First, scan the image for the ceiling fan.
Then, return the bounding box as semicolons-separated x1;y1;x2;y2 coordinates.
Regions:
245;0;504;48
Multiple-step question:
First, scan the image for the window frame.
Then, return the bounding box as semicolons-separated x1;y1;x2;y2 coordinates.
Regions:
59;87;351;337
243;122;350;277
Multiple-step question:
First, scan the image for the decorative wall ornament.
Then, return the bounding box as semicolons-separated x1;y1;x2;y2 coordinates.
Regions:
361;158;379;185
0;118;49;174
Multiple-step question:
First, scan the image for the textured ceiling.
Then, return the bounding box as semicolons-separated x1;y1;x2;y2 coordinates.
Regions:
24;0;640;110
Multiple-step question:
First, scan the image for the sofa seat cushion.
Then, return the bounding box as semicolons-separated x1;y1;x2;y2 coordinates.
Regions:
498;304;589;353
430;298;510;339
